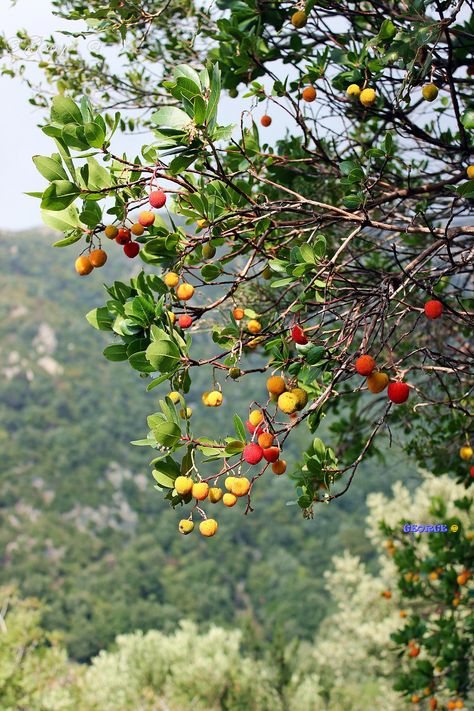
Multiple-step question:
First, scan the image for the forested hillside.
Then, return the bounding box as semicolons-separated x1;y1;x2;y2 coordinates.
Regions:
0;228;420;661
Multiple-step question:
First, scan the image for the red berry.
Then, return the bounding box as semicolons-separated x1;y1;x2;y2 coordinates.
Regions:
116;228;131;245
355;355;376;376
263;446;280;463
470;466;474;478
243;443;264;465
123;241;140;258
246;420;264;437
149;190;167;209
424;300;443;319
291;324;308;345
178;314;193;329
388;381;410;404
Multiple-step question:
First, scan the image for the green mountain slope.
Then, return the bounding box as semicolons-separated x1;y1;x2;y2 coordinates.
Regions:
0;228;419;660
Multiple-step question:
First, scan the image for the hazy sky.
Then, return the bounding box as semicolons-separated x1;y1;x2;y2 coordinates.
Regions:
1;0;284;232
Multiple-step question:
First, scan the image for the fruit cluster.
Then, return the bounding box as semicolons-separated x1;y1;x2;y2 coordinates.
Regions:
74;189;167;275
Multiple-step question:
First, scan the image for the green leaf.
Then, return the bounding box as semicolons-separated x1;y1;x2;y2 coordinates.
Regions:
103;344;129;361
33;155;69;182
86;157;111;190
152;421;182;449
86;307;114;331
84;121;106;148
129;351;156;373
152;106;193;130
42;204;82;233
461;110;474;129
233;414;246;442
145;339;181;373
41;180;81;211
52;232;82;248
51;95;83;126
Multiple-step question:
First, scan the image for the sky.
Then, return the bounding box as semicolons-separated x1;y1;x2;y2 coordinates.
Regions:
0;0;285;232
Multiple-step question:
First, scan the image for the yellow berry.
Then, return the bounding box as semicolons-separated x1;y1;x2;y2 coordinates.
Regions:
466;165;474;179
231;477;251;497
359;88;376;107
175;476;193;496
278;392;299;414
209;487;223;503
225;477;237;492
178;519;194;535
199;519;218;537
290;387;308;410
291;10;307;28
367;372;389;393
249;410;264;426
347;84;361;98
206;390;223;407
168;391;181;404
164;272;180;287
176;282;195;301
192;482;209;500
180;407;192;419
223;492;238;507
422;83;438;101
460;446;473;461
247;319;262;334
104;225;118;239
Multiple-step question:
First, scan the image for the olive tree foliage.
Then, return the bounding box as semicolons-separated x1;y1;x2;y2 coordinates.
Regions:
2;1;473;521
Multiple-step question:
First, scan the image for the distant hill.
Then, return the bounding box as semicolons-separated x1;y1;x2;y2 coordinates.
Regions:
0;227;420;660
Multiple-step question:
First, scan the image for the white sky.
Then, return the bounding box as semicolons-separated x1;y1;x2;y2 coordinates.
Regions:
0;0;284;231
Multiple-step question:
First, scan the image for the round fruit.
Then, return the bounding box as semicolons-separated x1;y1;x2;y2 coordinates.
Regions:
75;255;93;276
206;390;223;407
470;466;474;478
249;410;264;426
347;84;361;98
199;519;218;537
457;573;468;585
460;446;473;461
291;10;307;28
225;477;237;492
467;165;474;179
228;88;238;98
243;443;264;465
178;314;193;329
258;432;274;449
422;83;438;101
246;420;264;436
116;227;131;244
178;519;194;535
233;307;245;320
192;482;209;500
104;225;118;239
138;210;155;227
168;391;181;404
263;446;280;463
278;392;299;414
355;355;376;376
197;218;207;229
411;695;420;703
149;190;167;209
164;272;180;288
209;487;223;503
123;241;140;258
388;381;410;404
408;646;420;658
131;223;145;236
267;375;286;395
291;324;308;345
302;86;316;102
247;319;262;334
424;300;443;319
231;477;251;497
202;392;210;405
229;367;241;379
272;460;287;475
223;492;238;507
260;115;272;127
180;407;192;419
359;88;376;107
175;476;193;496
202;243;216;259
89;249;107;268
367;372;389;394
291;388;308;410
176;283;195;301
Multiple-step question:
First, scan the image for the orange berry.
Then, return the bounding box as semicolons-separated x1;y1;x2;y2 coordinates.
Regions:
355;355;376;376
272;460;287;475
89;249;107;268
260;115;272;127
233;307;245;320
367;372;389;393
192;482;209;501
138;210;155;227
258;432;274;449
247;319;262;334
266;375;286;395
176;282;195;301
131;223;145;236
104;225;118;239
164;272;180;288
75;255;93;276
302;86;316;102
